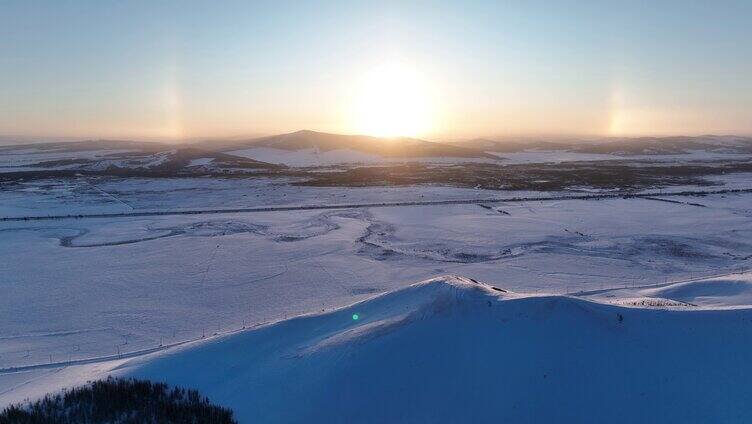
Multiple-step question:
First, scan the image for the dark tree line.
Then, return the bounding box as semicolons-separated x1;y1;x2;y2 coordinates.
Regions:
0;377;237;424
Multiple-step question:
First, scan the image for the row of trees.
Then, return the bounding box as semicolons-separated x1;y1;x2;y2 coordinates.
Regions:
0;377;236;424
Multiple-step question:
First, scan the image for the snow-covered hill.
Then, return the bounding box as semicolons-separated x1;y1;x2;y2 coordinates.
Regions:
586;272;752;308
224;133;752;166
451;135;752;163
0;142;281;174
5;134;752;170
5;275;752;423
214;130;498;166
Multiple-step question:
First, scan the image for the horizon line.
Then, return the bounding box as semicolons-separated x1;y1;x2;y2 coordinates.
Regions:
2;129;752;147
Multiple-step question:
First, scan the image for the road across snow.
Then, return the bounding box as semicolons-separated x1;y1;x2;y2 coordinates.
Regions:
3;186;752;222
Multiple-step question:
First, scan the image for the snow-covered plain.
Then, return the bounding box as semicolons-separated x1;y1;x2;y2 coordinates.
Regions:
1;189;751;366
2;163;752;421
494;149;752;165
227;145;752;167
0;148;139;171
0;176;554;218
4;171;752;219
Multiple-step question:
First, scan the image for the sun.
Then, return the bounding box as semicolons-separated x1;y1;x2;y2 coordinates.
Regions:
347;64;435;138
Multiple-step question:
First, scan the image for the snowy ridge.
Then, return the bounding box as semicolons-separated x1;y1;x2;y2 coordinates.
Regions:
211;130;497;162
0;144;280;175
116;276;752;422
4;275;752;422
587;271;752;308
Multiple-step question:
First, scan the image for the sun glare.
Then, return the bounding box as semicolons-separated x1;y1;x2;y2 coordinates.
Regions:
348;64;435;138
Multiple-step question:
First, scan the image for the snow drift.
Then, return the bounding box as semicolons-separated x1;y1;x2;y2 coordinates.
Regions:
646;273;752;307
587;272;752;309
104;276;752;423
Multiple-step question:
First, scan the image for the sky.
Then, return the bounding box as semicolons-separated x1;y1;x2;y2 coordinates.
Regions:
1;0;751;141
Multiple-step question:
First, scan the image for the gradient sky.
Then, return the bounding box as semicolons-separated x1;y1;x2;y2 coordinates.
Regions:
1;0;751;141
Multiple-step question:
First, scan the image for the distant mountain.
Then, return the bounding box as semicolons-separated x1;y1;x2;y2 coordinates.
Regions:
449;138;576;153
573;136;752;155
200;130;498;159
0;139;170;154
450;135;752;156
54;147;282;172
0;142;281;176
